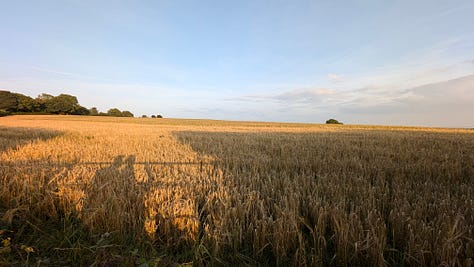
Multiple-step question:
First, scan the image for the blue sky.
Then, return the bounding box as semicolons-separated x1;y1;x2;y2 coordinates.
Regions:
1;0;473;127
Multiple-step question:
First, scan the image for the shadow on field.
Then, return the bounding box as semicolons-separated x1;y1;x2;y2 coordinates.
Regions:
0;150;197;265
83;155;198;257
83;155;141;232
0;126;62;154
173;130;474;266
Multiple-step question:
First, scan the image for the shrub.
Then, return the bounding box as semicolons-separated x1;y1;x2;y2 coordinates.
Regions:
121;111;134;117
0;109;10;117
326;118;343;124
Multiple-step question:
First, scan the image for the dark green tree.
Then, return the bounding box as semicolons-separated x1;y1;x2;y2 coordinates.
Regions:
107;108;122;117
35;93;54;112
36;93;54;101
45;94;80;114
326;118;343;125
0;91;18;112
0;110;9;117
89;107;99;116
72;106;90;115
121;110;134;117
14;93;40;112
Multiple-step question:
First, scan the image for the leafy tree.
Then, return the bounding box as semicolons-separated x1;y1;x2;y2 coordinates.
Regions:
72;106;90;115
0;109;10;117
0;91;18;111
14;93;40;112
1;90;134;117
121;110;134;117
36;93;54;101
156;114;163;118
45;94;80;114
35;94;53;111
89;107;99;116
141;115;147;118
151;115;156;118
107;108;122;117
36;93;53;110
326;118;343;125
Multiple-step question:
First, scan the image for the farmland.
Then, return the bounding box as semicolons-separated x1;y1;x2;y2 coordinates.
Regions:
0;115;473;266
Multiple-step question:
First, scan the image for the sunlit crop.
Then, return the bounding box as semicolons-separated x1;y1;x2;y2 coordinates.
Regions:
0;115;472;266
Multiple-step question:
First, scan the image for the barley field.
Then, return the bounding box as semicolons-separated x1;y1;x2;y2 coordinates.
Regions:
0;115;473;266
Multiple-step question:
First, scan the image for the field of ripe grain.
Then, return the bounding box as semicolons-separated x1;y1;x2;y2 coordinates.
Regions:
0;115;473;266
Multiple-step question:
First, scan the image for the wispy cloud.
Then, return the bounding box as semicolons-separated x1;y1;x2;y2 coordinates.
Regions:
225;88;337;105
272;88;336;103
223;66;474;127
340;75;474;127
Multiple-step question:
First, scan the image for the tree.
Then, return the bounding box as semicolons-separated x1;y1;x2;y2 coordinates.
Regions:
0;90;133;117
141;115;147;118
14;93;40;112
0;91;18;112
156;114;163;118
151;115;156;118
326;118;343;125
36;93;54;101
44;94;80;114
107;108;122;117
121;110;134;117
72;106;90;115
35;93;54;112
0;109;9;117
89;107;99;116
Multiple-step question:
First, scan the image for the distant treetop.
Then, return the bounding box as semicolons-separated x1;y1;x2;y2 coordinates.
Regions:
0;90;143;118
326;118;343;125
0;91;89;116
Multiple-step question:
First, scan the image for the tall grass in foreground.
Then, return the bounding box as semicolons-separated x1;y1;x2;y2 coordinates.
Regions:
0;115;473;266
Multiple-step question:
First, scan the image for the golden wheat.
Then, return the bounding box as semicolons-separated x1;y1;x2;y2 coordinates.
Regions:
0;115;472;266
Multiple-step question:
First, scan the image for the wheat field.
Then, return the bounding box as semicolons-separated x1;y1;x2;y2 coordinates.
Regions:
0;115;473;266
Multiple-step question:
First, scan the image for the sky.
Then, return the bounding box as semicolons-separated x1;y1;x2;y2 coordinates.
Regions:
1;0;473;127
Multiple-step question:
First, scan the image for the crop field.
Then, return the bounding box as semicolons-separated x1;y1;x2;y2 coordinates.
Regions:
0;115;473;266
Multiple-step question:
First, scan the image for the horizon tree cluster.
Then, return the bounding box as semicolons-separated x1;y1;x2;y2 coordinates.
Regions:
0;90;140;118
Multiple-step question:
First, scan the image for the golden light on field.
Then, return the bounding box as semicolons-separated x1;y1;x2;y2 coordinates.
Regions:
0;115;472;266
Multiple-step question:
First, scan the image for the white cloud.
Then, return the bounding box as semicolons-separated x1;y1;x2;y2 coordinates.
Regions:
224;71;474;127
225;88;337;106
273;88;337;103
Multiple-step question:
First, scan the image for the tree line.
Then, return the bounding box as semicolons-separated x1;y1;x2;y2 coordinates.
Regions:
0;90;137;117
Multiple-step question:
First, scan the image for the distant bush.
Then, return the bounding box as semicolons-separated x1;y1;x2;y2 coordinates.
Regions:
0;109;10;117
326;119;343;124
150;115;163;118
89;107;99;116
121;111;134;117
107;108;122;117
141;115;147;118
0;91;18;111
